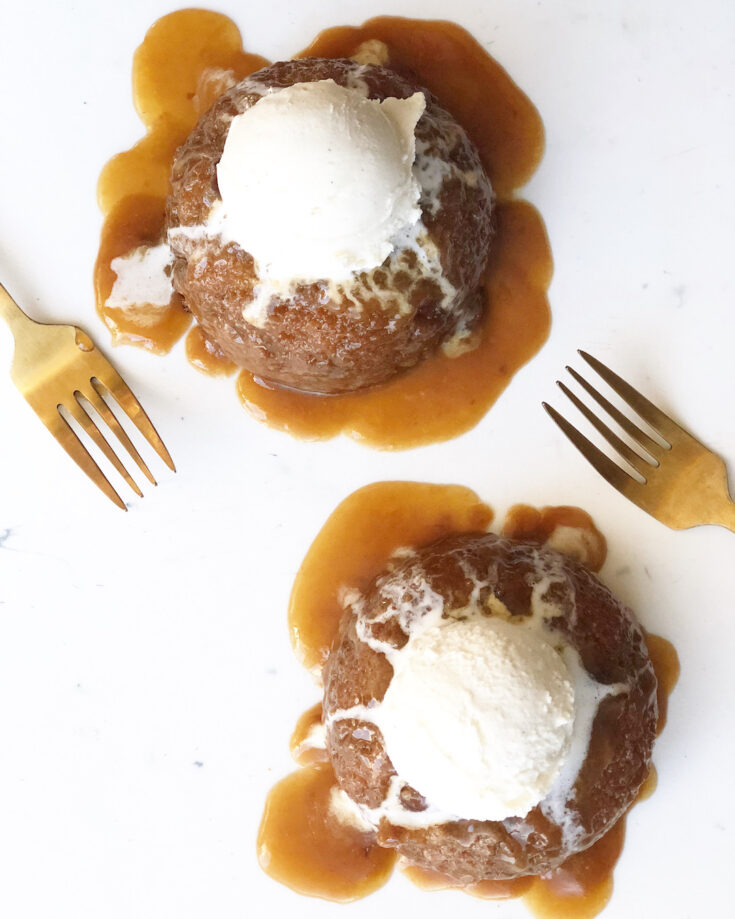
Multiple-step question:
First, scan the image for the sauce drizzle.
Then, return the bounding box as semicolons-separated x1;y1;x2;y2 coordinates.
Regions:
95;10;551;448
262;481;679;915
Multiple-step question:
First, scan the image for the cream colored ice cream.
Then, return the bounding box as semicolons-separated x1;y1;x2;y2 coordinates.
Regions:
213;79;426;282
373;616;576;822
106;244;173;310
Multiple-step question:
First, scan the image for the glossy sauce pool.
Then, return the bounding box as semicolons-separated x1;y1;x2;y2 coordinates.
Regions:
259;482;680;916
95;9;551;448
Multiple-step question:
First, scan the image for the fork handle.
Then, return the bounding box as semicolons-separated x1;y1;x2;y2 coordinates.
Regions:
0;283;37;339
711;499;735;533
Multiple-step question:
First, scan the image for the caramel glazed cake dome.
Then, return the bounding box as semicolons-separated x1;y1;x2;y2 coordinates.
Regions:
165;57;495;394
322;533;658;883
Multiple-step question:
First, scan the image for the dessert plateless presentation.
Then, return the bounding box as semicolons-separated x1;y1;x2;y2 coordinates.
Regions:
88;11;682;918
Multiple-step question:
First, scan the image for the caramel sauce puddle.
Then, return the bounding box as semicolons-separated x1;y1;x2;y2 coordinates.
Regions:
95;9;551;448
260;482;679;915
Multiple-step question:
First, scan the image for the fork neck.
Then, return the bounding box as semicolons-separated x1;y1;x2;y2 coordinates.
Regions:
0;284;36;338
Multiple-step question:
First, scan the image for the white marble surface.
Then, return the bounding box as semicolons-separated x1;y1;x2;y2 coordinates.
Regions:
0;0;733;916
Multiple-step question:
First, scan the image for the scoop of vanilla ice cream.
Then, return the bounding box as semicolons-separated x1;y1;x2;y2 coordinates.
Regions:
214;79;425;282
374;616;576;822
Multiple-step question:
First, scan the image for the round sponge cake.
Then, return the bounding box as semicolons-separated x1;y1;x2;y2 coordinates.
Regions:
323;533;657;883
166;58;494;394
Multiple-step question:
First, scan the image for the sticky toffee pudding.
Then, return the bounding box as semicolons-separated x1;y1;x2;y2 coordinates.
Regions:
95;10;550;447
166;58;493;394
260;483;679;917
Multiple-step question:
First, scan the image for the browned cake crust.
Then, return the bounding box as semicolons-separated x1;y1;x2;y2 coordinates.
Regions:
166;58;494;393
323;533;658;883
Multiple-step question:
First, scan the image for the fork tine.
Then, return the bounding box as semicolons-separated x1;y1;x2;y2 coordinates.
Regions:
566;366;662;458
51;409;127;510
542;402;641;494
557;380;650;476
91;373;176;472
68;396;143;498
79;387;156;486
578;351;687;444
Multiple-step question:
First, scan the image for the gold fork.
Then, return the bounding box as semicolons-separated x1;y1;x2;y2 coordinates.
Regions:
1;282;175;511
543;350;735;532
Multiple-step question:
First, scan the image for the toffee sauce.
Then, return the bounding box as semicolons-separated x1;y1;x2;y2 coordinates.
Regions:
260;482;679;916
95;10;551;448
